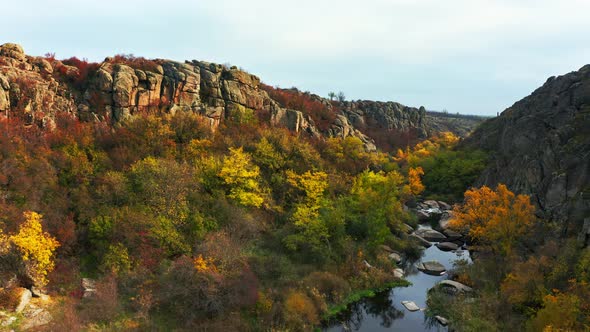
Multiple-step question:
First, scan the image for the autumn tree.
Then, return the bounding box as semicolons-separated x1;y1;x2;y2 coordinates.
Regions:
7;212;60;287
449;184;536;255
408;166;425;196
283;170;332;255
219;147;265;208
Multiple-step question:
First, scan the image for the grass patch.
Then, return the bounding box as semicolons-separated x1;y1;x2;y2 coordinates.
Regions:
322;279;411;321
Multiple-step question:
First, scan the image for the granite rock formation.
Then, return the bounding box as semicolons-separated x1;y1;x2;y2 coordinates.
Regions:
462;65;590;234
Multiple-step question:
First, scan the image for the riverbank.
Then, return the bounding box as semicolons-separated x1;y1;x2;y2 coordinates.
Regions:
322;279;411;322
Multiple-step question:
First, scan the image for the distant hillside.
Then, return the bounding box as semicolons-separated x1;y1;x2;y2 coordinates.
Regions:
462;65;590;234
0;43;482;151
426;111;489;138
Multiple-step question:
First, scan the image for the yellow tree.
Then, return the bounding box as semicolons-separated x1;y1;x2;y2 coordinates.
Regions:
284;170;330;252
219;147;264;208
10;212;60;286
408;166;425;196
449;184;535;255
286;170;328;226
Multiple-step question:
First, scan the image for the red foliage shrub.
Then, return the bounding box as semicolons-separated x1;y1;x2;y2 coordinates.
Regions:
261;84;337;131
59;56;100;91
111;54;160;72
88;91;107;114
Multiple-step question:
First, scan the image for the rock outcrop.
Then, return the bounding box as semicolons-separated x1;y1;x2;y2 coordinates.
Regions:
0;43;481;151
416;260;447;275
462;65;590;236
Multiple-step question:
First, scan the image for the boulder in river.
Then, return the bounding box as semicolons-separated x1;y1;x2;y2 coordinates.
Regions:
437;280;473;294
435;315;449;326
442;229;462;241
423;200;440;209
393;268;404;279
389;252;402;264
410;234;432;248
416;261;446;275
416;210;430;221
436;242;459;251
414;229;447;242
401;300;420;311
438;211;454;230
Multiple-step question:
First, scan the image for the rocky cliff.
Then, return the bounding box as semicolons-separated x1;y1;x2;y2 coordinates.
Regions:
0;43;480;151
462;65;590;234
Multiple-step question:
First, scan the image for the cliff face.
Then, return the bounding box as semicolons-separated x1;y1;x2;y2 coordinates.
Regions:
0;43;480;150
463;65;590;233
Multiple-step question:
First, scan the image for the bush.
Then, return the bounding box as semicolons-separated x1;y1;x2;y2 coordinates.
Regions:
261;85;337;131
303;271;350;303
283;290;319;329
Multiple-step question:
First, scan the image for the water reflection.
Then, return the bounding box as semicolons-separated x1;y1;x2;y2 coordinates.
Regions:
328;291;404;331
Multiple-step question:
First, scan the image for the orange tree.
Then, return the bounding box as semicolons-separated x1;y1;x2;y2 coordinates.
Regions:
449;184;535;256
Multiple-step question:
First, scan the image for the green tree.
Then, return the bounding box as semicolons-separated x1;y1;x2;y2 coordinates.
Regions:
345;170;410;248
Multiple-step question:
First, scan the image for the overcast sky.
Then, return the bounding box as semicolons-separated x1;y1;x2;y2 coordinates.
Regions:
5;0;590;115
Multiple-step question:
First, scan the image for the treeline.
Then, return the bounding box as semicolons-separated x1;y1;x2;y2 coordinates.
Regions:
426;110;491;121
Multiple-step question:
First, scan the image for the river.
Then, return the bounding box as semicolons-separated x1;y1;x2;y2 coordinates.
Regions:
324;225;471;332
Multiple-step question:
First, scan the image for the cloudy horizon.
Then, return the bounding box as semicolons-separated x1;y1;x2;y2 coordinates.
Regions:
5;0;590;115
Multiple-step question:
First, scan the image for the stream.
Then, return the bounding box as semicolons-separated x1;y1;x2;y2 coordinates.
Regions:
324;225;471;332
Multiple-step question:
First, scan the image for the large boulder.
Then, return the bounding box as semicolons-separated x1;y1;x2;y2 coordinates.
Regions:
423;200;440;209
437;280;473;294
436;242;460;251
401;300;420;311
15;288;32;313
410;234;432;248
442;229;463;241
435;315;449;326
416;261;446;275
438;211;454;230
414;229;447;242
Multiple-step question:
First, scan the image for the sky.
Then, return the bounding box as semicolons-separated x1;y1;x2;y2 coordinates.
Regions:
4;0;590;115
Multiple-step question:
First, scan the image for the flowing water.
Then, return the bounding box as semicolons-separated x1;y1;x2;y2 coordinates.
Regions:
324;225;471;332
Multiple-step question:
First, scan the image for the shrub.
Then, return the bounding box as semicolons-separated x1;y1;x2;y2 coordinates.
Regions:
284;290;319;328
59;56;100;91
261;85;337;131
110;54;161;72
303;271;350;303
